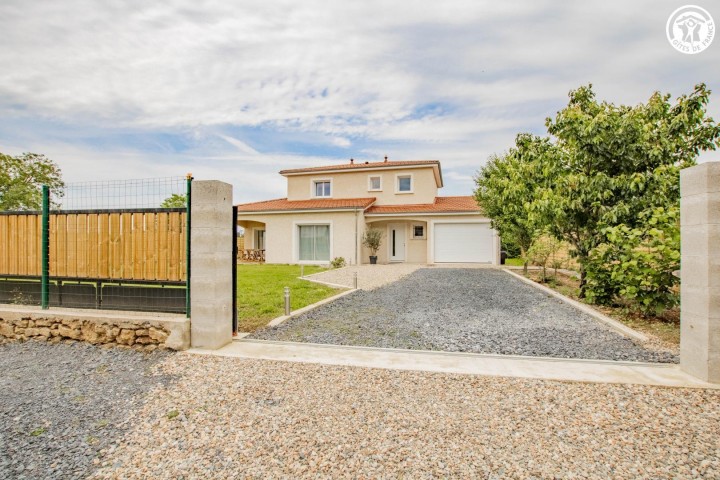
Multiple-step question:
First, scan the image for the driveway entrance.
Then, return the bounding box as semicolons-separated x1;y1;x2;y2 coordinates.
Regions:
250;268;676;363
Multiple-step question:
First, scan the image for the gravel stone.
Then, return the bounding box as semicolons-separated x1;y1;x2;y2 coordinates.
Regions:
90;354;720;479
0;340;174;480
252;268;677;363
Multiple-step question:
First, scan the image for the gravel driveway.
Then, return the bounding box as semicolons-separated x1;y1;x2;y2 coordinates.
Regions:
252;268;677;363
3;341;719;479
0;341;174;480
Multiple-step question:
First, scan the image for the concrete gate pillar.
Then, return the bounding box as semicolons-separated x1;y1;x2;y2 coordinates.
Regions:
190;180;234;349
680;162;720;383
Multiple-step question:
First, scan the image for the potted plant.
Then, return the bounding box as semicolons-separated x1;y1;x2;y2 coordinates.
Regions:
362;228;383;264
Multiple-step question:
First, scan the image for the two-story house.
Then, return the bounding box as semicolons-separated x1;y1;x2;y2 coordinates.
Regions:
235;158;500;265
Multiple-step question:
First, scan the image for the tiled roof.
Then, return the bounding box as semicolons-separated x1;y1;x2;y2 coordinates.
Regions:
279;160;440;175
236;197;376;212
365;196;482;214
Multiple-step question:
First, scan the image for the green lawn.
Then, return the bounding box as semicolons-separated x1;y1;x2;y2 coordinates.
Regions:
236;264;343;332
504;257;525;266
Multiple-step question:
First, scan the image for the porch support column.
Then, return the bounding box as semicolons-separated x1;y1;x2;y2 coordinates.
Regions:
680;162;720;383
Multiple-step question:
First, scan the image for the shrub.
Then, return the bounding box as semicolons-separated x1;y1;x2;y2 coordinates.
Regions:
524;234;564;282
584;207;680;316
330;257;346;269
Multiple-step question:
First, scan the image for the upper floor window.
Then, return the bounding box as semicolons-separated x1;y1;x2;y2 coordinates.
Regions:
313;180;332;197
368;175;382;191
396;174;413;193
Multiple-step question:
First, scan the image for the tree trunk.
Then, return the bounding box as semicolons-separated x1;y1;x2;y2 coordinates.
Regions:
577;265;588;298
520;247;528;275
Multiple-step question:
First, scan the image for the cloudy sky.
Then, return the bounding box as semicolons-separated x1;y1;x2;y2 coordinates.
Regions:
1;0;718;203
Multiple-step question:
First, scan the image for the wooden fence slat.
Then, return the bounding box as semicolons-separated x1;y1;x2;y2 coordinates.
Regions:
76;214;88;277
169;212;180;281
157;213;169;281
132;213;145;279
8;216;18;275
66;214;78;277
88;214;99;278
28;214;38;276
55;215;67;277
17;215;28;275
178;212;187;280
0;216;7;274
121;213;132;279
49;215;57;276
109;213;121;279
98;214;110;278
144;213;156;280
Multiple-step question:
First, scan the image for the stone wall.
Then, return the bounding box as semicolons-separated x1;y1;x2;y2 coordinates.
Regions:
0;306;190;351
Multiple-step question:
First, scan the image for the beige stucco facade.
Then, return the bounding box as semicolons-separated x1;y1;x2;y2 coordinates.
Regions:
239;210;364;265
286;166;440;205
238;212;500;265
237;160;500;266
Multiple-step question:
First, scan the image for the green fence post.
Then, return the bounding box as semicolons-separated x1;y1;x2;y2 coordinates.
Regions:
186;174;192;318
41;185;50;309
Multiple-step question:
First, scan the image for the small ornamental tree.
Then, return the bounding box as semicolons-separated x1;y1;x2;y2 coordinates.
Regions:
362;228;383;257
524;234;564;283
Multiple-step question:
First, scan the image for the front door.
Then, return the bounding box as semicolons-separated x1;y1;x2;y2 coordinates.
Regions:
389;224;405;262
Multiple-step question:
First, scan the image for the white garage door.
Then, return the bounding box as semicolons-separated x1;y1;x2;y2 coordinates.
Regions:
434;223;494;263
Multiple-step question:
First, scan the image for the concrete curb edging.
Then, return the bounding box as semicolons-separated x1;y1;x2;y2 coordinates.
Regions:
190;339;718;389
298;275;354;290
266;288;356;327
505;265;580;279
502;268;648;342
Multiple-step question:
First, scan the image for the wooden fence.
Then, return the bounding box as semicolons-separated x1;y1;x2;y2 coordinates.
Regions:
0;209;187;282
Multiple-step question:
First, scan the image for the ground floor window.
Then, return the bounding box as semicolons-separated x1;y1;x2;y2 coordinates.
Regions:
298;225;330;261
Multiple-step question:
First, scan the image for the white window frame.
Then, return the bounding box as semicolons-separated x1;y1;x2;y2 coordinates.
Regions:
311;178;333;198
411;224;426;239
293;221;333;264
395;173;414;194
368;175;382;192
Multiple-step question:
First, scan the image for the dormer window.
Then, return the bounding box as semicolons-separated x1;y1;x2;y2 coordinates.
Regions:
368;175;382;191
313;179;332;198
396;174;413;193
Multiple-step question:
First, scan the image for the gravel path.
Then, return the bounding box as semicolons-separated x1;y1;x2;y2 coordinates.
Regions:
91;354;719;479
3;343;718;479
0;341;174;480
252;268;678;363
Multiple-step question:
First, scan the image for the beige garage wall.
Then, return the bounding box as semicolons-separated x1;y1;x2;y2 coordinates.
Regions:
286;167;438;205
238;211;362;265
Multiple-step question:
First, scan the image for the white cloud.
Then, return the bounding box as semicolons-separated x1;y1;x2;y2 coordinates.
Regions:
0;0;718;201
330;137;351;148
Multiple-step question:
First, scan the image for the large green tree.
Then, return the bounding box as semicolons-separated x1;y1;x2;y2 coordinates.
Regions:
474;134;557;273
0;152;64;211
536;83;720;295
